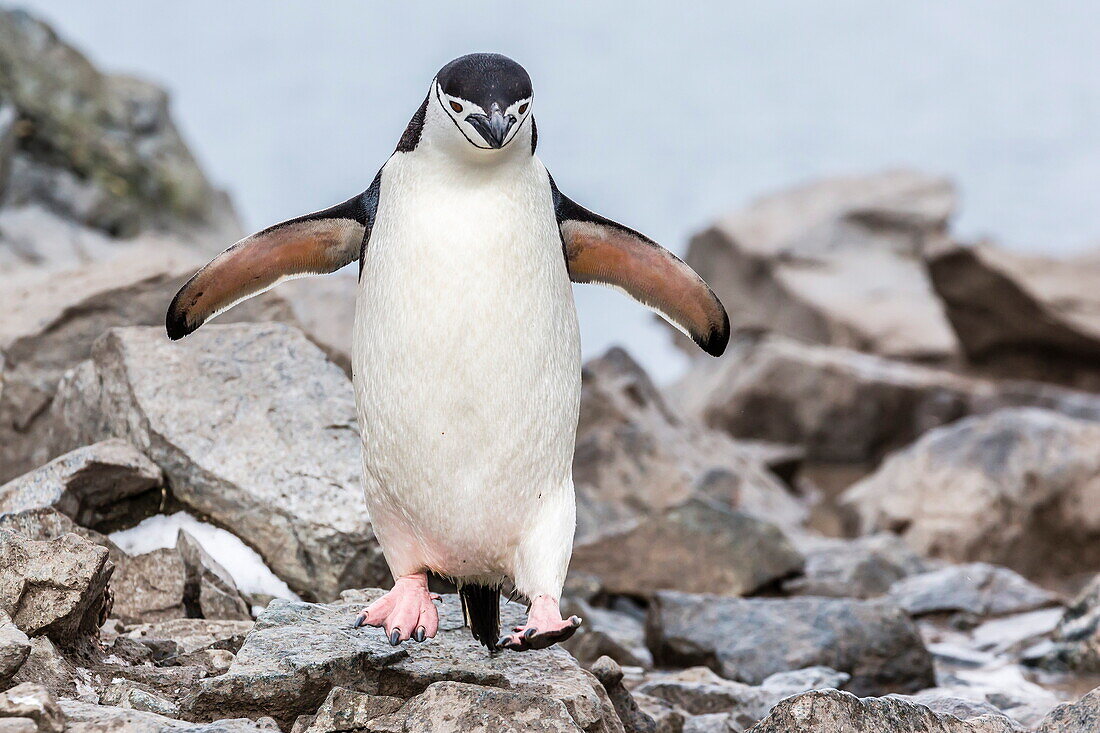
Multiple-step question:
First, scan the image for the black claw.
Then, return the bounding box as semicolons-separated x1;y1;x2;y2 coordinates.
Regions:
524;627;537;638
353;615;367;629
390;629;401;646
496;635;511;649
414;626;426;642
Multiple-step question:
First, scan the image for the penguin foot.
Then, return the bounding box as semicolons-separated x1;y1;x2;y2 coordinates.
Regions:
353;572;440;645
497;594;581;651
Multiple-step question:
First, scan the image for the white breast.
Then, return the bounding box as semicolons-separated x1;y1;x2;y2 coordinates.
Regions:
351;149;580;584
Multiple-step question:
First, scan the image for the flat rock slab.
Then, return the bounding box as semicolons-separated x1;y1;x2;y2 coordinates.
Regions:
59;699;277;732
184;591;622;731
49;323;387;600
783;533;928;599
887;563;1059;617
646;591;934;696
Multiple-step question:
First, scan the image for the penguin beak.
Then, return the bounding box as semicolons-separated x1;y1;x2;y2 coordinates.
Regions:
467;106;515;149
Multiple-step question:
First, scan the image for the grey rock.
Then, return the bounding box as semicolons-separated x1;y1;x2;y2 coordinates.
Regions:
590;657;657;733
0;612;30;684
109;547;187;625
887;563;1058;617
292;687;404;732
0;439;161;529
747;689;1021;732
277;274;357;377
0;529;112;641
0;244;292;482
892;692;1026;730
0;507;121;555
635;667;771;720
176;530;251;621
1034;686;1100;733
1036;574;1100;672
844;408;1100;578
571;497;802;598
683;170;959;362
0;98;15;201
0;719;36;733
563;600;654;669
630;693;685;733
759;666;851;699
183;591;623;731
123;618;254;656
646;592;934;696
0;683;63;733
49;323;386;600
783;534;928;599
59;699;278;732
10;636;94;701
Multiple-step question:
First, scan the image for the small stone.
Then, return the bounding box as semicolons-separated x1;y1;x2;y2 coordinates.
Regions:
0;612;31;684
176;529;250;620
109;547;187;624
0;683;63;733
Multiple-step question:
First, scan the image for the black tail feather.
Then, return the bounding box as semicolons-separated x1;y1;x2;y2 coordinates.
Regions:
460;583;500;651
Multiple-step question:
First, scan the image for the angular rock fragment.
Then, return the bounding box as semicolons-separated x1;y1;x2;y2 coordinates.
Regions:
783;533;928;599
589;657;656;733
646;591;934;695
176;530;251;621
109;547;187;625
887;563;1059;618
0;439;161;529
563;600;653;669
1034;685;1100;733
123;618;254;656
844;408;1100;578
0;530;112;641
59;699;279;732
0;612;30;685
0;683;63;733
10;636;94;701
49;323;386;600
1035;574;1100;673
292;686;404;732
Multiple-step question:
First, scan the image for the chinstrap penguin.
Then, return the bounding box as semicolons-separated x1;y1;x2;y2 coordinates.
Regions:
166;53;729;652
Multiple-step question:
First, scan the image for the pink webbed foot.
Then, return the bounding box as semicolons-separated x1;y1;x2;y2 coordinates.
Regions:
497;594;581;652
353;573;441;645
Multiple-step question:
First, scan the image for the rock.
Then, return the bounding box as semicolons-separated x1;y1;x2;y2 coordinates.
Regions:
759;666;852;699
929;242;1100;389
0;683;63;733
783;534;928;599
109;547;187;625
183;591;623;731
646;591;934;695
0;7;238;241
1034;686;1100;732
844;408;1100;579
575;347;806;544
0;612;30;685
123;618;254;656
0;244;292;482
48;323;385;600
887;563;1058;618
1035;574;1100;672
0;99;15;201
292;687;404;733
10;636;94;701
0;529;112;641
175;530;251;621
563;600;653;670
0;507;119;554
590;657;656;733
894;692;1027;729
683;170;959;362
747;689;1021;732
571;497;802;597
277;274;357;376
0;439;161;530
59;699;278;732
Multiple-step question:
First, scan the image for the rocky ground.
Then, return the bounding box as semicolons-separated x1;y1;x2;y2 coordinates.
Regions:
4;7;1100;733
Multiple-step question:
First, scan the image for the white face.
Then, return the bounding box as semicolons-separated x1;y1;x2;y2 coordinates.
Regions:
434;82;532;151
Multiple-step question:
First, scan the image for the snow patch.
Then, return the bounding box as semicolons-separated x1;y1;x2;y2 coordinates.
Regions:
110;511;298;600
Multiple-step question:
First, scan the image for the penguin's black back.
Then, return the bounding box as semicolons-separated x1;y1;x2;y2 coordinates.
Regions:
460;583;500;651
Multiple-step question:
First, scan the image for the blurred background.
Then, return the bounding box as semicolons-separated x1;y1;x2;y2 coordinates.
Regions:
16;0;1100;380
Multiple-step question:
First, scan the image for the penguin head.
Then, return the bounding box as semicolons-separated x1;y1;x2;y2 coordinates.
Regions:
429;53;533;153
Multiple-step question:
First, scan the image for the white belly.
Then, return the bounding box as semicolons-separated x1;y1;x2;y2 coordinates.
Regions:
351;153;580;583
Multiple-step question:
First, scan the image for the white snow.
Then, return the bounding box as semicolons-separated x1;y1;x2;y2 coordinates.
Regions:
110;511;298;600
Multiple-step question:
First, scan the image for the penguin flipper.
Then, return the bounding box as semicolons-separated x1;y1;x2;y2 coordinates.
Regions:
166;179;380;340
551;182;730;357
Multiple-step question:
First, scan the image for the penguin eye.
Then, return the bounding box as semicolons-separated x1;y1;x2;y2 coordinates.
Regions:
518;102;529;115
449;100;463;113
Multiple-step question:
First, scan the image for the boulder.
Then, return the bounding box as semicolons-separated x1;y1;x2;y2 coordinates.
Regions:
572;498;801;598
109;547;187;625
183;590;623;731
0;530;112;641
844;408;1100;579
292;687;405;733
887;563;1058;618
929;242;1100;389
0;7;238;242
10;635;97;702
175;530;251;621
683;170;959;362
277;274;357;376
0;245;292;482
562;600;653;670
0;439;161;530
48;323;386;600
59;699;279;732
747;689;1020;733
0;683;63;733
646;591;934;695
588;658;656;733
123;618;254;657
0;612;30;684
783;534;928;599
1034;686;1100;733
1035;574;1100;673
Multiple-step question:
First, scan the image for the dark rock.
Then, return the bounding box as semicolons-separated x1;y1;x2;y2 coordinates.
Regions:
646;592;934;695
10;636;92;701
0;529;112;641
783;534;928;599
683;170;959;362
291;687;404;732
1034;686;1100;733
1035;574;1100;673
887;563;1058;617
747;689;1021;732
175;530;251;621
563;600;653;669
183;590;623;731
49;324;386;601
109;547;187;625
0;439;161;530
590;657;656;733
844;408;1100;579
0;612;30;685
0;683;63;733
